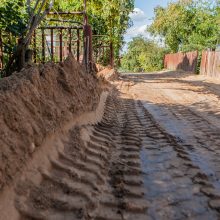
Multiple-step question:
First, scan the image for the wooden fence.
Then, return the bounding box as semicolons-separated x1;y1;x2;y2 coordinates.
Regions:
164;51;198;73
200;51;220;78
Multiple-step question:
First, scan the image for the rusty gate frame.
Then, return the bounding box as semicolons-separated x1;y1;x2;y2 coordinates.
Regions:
32;0;93;70
0;32;3;70
32;25;84;63
0;0;115;74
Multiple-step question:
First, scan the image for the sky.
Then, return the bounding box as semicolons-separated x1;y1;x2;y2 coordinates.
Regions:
124;0;174;49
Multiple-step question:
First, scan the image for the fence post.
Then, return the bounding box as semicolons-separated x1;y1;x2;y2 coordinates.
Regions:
42;29;45;63
83;24;93;71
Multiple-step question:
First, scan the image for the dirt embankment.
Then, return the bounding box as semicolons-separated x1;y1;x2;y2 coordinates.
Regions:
97;66;119;81
0;55;103;191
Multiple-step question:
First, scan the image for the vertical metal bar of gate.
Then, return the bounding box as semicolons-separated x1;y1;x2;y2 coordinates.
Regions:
0;32;3;70
102;46;104;63
33;31;37;63
42;29;45;63
68;28;72;54
59;28;63;62
77;28;80;62
51;28;54;61
99;46;101;63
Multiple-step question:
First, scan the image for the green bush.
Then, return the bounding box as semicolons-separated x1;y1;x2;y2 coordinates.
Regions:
121;36;168;72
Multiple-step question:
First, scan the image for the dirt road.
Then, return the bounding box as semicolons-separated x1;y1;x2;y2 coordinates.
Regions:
119;71;220;219
13;71;220;219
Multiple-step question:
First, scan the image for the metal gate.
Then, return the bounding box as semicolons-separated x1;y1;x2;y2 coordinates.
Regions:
32;26;84;63
93;35;114;67
0;0;114;74
31;7;92;70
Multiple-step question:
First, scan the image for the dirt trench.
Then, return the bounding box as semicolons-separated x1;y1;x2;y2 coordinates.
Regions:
13;91;220;219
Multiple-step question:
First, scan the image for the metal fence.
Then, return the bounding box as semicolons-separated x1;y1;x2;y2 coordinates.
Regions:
164;51;198;73
200;51;220;78
0;0;110;74
0;9;90;73
0;28;113;74
0;0;114;74
31;26;84;64
0;33;3;70
93;35;114;67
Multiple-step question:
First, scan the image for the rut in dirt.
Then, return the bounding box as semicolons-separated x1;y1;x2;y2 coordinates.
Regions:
14;93;220;220
15;95;147;220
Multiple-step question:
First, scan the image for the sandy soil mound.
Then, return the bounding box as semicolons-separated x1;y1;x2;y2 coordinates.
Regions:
0;54;102;191
97;66;119;81
95;64;105;72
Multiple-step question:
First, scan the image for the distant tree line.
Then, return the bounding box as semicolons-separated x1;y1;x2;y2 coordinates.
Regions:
121;37;168;72
148;0;220;52
121;0;220;72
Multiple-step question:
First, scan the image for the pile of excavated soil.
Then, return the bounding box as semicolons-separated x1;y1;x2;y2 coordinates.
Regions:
95;64;105;72
0;55;103;191
97;66;119;81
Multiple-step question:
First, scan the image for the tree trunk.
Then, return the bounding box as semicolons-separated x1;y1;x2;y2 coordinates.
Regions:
17;38;26;70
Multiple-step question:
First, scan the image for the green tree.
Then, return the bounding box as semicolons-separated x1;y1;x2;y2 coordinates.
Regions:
53;0;134;64
0;0;134;74
0;0;54;76
121;36;167;72
0;0;28;64
148;0;219;52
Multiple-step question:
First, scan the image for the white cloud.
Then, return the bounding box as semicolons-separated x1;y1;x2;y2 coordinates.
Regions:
122;7;150;52
126;24;148;37
130;8;147;22
125;8;150;40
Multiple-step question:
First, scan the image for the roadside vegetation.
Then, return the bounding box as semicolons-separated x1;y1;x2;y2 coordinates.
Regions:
121;36;167;72
0;0;134;75
121;0;220;72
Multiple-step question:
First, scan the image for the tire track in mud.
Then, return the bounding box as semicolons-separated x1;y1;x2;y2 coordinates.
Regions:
14;94;220;220
167;106;220;213
136;101;220;219
153;103;220;198
14;96;148;220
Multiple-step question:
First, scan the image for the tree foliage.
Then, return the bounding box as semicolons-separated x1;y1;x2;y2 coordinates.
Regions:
0;0;27;37
53;0;134;62
0;0;28;57
121;36;168;72
0;0;134;73
0;0;54;76
148;0;220;52
0;0;53;44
